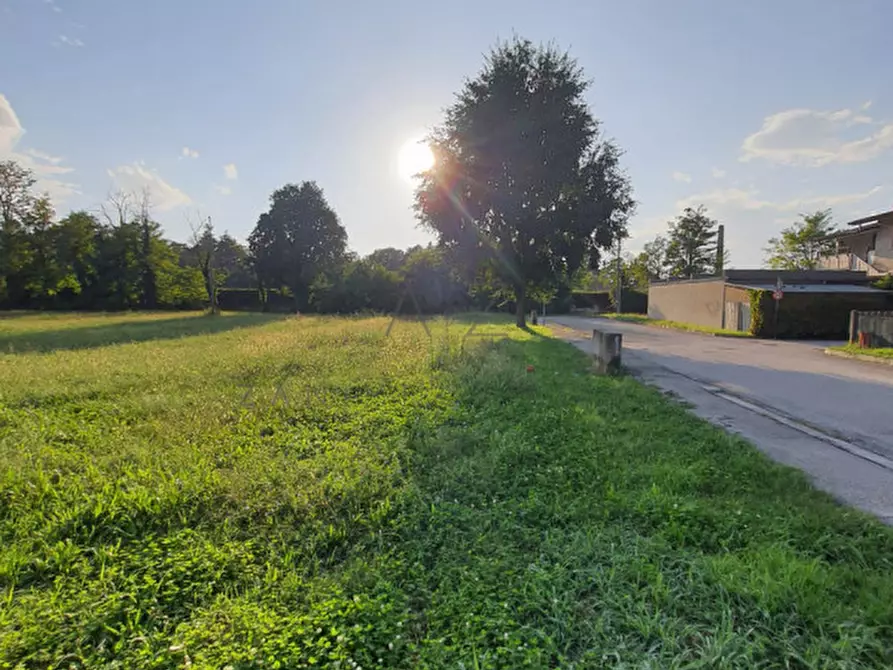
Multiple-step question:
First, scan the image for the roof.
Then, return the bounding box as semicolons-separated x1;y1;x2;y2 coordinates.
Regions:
825;222;881;240
844;209;893;227
728;282;886;294
723;269;869;284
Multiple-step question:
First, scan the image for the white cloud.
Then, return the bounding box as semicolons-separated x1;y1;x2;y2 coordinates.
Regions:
741;107;893;166
677;185;883;214
55;35;84;48
779;185;883;212
672;171;691;183
107;163;191;211
0;93;78;201
181;146;199;159
223;163;238;180
213;184;232;196
711;167;726;179
45;0;62;13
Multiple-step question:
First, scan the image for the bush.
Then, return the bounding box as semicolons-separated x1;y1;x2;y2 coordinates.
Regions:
873;275;893;291
218;288;294;312
571;290;647;313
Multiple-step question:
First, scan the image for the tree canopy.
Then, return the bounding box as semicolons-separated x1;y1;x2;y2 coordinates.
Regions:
414;37;634;326
248;182;348;312
664;206;720;279
765;210;837;270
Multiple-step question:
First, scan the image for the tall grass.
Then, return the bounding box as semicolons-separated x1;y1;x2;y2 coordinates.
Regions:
1;312;892;667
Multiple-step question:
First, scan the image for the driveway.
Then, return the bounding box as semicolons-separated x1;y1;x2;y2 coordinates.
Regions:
551;315;893;521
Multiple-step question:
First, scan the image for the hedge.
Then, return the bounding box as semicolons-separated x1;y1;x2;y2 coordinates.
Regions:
748;289;893;339
571;290;647;314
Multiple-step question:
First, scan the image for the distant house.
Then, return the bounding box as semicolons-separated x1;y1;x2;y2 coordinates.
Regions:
820;209;893;276
648;269;893;338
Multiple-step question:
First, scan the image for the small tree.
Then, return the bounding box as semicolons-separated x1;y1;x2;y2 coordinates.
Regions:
415;37;634;327
188;213;219;314
664;206;720;278
765;209;836;270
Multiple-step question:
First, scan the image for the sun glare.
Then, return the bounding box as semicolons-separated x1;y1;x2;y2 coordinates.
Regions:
397;138;435;181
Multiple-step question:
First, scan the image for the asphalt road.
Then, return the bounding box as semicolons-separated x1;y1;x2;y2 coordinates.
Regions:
551;315;893;521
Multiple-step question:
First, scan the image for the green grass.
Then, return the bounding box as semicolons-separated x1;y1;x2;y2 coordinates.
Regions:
599;313;753;337
829;344;893;360
2;311;893;667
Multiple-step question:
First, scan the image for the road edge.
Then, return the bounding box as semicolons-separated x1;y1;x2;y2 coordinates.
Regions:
824;348;893;367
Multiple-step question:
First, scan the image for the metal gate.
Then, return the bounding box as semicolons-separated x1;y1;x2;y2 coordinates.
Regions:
725;302;751;332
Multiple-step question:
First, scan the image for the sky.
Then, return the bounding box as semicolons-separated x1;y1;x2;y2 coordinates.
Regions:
1;0;892;267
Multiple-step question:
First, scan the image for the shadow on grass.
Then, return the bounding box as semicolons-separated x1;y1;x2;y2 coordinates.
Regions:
0;312;288;354
0;311;48;320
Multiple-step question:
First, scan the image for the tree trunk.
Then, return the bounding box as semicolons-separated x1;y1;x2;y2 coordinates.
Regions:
515;285;526;328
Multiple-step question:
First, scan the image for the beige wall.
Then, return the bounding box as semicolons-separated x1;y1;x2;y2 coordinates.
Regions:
874;224;893;266
648;279;725;329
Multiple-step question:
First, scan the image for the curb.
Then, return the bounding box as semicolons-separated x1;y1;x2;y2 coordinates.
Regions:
590;317;753;340
824;348;893;367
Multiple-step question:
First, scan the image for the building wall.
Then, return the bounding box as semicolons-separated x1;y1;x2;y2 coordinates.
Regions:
873;225;893;270
648;279;725;329
833;224;893;271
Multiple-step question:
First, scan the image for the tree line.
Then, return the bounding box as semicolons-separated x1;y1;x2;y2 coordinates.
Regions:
0;159;477;315
1;37;868;323
0;38;641;326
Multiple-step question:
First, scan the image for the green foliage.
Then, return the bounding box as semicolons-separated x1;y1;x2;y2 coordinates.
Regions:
748;289;893;339
602;313;751;336
0;163;230;312
248;181;348;312
665;205;720;278
311;259;401;313
415;37;635;326
748;289;770;336
830;345;893;360
365;247;406;272
765;209;837;270
873;274;893;290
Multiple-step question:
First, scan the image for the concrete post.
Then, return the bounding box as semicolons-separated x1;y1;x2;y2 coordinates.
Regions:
849;310;858;344
592;328;622;375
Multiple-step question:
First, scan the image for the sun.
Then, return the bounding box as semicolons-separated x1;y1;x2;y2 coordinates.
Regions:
397;138;435;181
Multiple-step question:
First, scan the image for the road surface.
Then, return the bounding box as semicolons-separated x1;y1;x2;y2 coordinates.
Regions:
551;315;893;522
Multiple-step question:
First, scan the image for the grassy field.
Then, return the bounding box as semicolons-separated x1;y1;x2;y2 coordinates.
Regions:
598;313;753;338
829;344;893;361
2;311;893;668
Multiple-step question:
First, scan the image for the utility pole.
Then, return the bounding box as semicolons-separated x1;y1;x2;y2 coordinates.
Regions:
615;237;623;314
715;224;725;276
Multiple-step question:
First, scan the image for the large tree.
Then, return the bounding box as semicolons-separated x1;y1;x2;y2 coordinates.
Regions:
414;37;634;327
664;205;720;279
765;209;837;270
0;160;37;305
248;181;347;312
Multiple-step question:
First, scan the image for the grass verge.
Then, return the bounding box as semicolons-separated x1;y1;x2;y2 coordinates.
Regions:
599;313;753;337
828;344;893;361
2;312;892;667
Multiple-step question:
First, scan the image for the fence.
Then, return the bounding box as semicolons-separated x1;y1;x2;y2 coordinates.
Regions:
849;311;893;348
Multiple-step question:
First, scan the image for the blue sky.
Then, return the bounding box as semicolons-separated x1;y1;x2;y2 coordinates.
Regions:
1;0;891;267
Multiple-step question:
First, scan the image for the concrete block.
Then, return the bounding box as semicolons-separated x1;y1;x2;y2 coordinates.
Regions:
592;328;622;374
